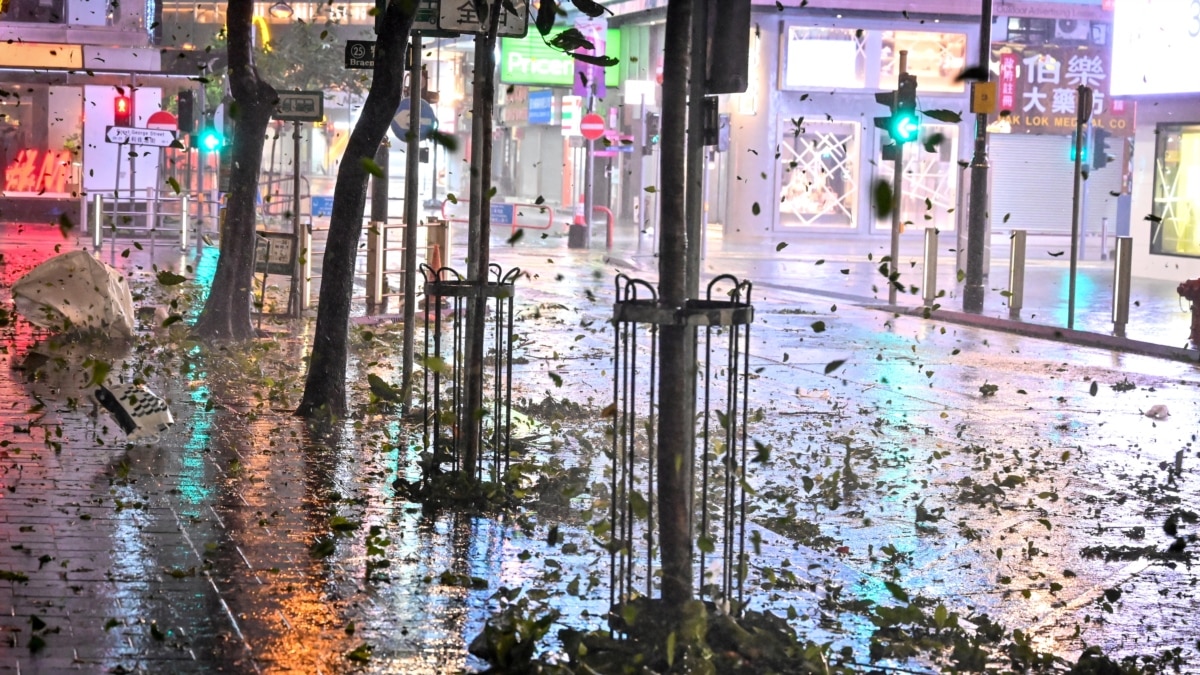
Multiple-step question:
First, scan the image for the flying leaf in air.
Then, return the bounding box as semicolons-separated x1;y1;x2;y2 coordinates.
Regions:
156;270;187;286
954;65;989;82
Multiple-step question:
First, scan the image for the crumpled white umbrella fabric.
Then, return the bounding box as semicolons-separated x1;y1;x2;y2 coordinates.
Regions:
11;250;135;337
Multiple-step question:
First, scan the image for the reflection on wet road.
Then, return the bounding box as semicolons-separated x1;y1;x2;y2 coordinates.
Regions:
0;231;1197;672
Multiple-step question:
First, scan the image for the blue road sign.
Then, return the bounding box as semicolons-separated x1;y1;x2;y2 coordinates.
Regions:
391;98;438;141
490;203;515;225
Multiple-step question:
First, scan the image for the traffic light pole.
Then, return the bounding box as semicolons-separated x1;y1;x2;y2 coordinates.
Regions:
1068;85;1094;331
401;35;422;408
289;119;302;318
889;143;904;306
888;51;908;307
963;0;993;314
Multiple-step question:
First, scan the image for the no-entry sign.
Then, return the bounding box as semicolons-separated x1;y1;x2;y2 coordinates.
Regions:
580;113;605;141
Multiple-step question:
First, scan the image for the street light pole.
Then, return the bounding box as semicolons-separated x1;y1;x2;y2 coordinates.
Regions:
963;0;993;314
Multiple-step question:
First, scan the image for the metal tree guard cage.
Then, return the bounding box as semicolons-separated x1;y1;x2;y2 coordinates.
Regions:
609;273;755;618
420;263;520;483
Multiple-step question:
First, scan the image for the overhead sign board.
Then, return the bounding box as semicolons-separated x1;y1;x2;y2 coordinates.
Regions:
273;91;324;122
345;40;375;69
105;126;177;147
501;28;621;88
440;0;528;37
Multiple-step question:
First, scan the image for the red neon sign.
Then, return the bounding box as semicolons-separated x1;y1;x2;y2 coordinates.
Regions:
4;149;74;194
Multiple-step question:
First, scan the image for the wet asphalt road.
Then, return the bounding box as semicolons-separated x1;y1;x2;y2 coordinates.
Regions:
0;225;1198;673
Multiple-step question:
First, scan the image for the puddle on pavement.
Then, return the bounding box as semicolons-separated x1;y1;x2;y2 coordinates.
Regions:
0;241;1197;672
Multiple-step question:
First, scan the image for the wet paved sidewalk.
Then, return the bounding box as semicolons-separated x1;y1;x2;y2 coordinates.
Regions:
1;223;1199;673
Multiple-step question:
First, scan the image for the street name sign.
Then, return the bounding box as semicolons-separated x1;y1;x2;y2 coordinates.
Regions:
105;126;177;147
274;91;324;122
345;40;375;69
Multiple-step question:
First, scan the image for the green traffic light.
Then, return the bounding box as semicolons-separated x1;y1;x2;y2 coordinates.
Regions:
199;127;223;152
891;112;920;144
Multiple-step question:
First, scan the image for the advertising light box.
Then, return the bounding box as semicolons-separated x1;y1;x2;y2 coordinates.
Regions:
1111;0;1200;95
500;28;621;88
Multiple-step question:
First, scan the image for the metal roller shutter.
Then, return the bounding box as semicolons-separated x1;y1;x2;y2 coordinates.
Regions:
990;133;1121;236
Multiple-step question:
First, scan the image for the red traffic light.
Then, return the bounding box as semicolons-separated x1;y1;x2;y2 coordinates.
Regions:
114;95;133;127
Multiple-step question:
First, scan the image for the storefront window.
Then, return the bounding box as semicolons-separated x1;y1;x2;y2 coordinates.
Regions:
780;27;866;90
1151;124;1200;258
880;31;967;93
778;120;859;229
1;0;66;22
888;124;959;233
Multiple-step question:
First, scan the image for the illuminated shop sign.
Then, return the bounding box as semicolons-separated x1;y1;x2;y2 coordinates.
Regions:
1111;0;1200;95
500;28;620;88
992;43;1135;137
5;149;75;194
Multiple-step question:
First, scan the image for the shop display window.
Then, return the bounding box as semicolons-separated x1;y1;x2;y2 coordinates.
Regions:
880;30;967;94
777;120;859;229
1151;124;1200;258
780;27;867;90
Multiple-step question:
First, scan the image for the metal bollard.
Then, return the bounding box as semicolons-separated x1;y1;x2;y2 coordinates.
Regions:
1008;230;1027;318
301;224;312;311
180;194;190;252
1100;217;1109;261
922;227;938;307
1112;236;1132;337
366;221;383;314
90;193;103;251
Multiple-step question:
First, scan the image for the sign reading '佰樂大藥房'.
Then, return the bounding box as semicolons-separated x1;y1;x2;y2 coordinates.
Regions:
992;43;1134;137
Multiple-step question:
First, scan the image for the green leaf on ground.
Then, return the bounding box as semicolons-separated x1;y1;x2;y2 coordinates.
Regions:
346;643;373;663
823;359;846;375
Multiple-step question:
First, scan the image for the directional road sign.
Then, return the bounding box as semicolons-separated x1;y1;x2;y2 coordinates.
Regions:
274;91;324;122
391;98;439;140
105;126;177;147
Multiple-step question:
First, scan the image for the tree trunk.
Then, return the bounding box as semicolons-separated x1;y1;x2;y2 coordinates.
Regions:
295;2;415;418
192;0;277;341
657;0;694;612
460;0;502;480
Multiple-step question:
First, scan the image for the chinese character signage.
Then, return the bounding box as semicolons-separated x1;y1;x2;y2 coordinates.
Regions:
991;43;1135;137
440;0;528;37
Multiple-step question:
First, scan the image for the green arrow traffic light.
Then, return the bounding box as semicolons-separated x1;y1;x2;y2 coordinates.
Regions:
891;111;920;144
892;73;920;144
199;126;223;152
874;74;921;147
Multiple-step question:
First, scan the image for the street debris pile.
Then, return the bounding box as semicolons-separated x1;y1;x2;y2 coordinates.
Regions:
11;250;135;337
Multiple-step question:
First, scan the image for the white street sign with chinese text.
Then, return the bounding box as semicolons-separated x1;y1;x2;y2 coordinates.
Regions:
440;0;527;37
105;126;177;147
